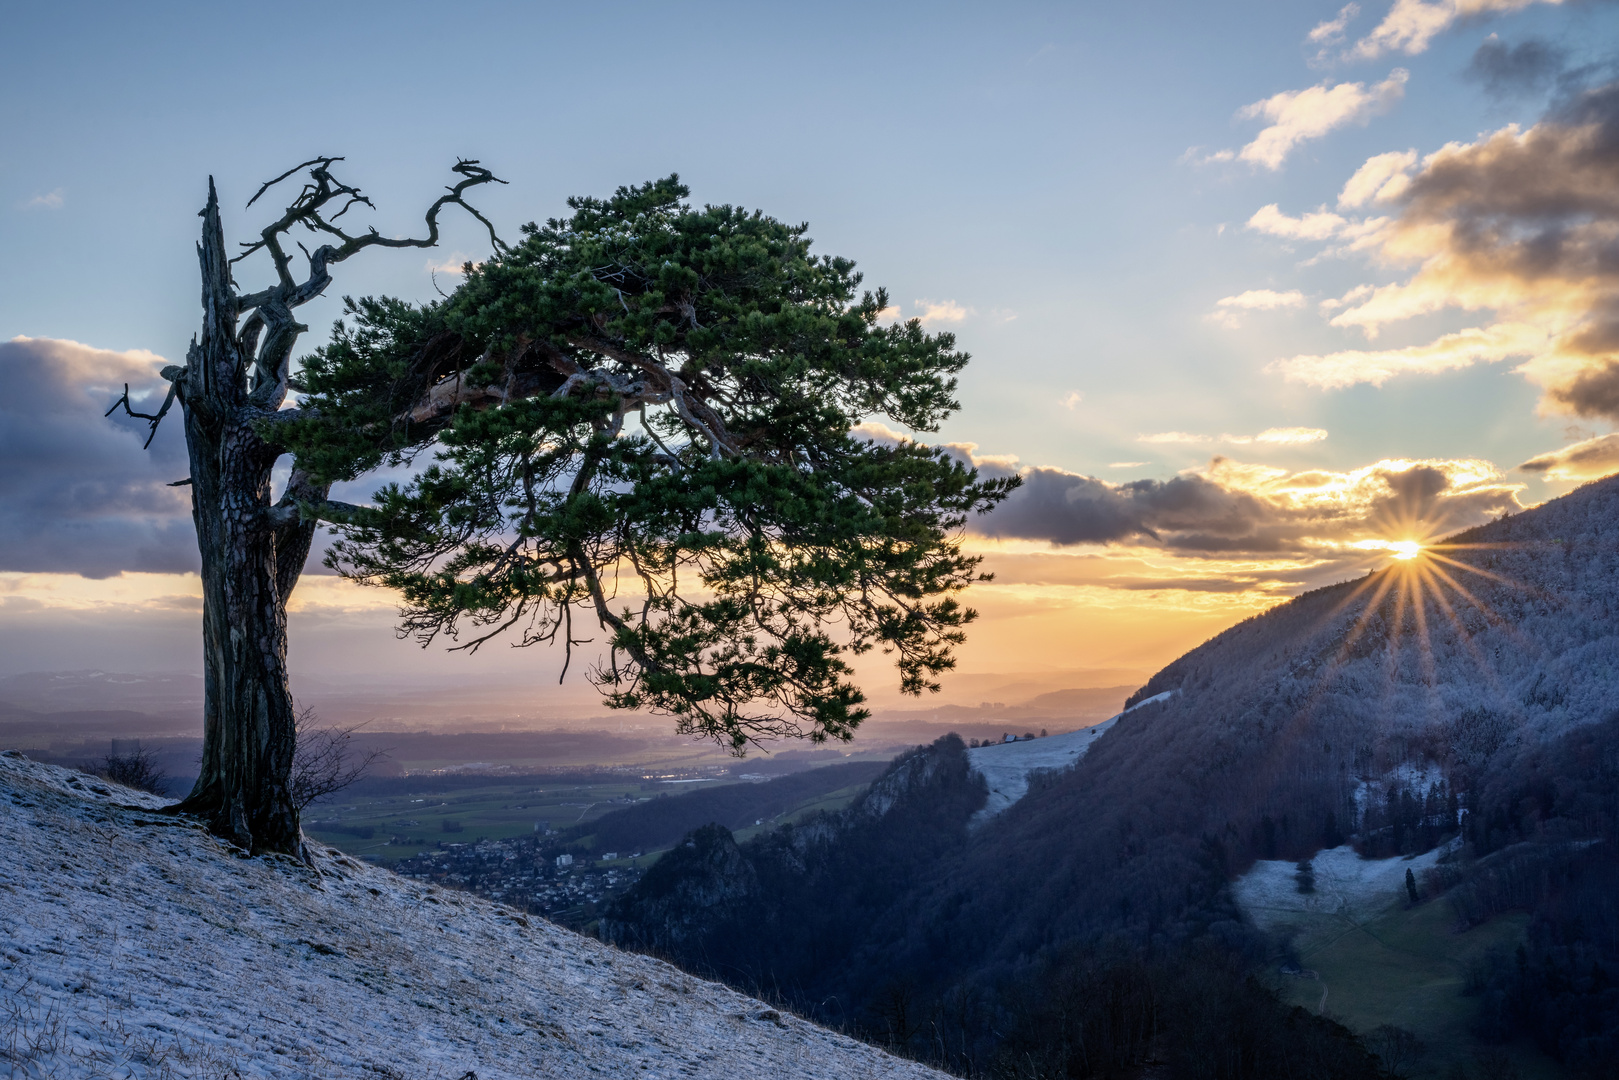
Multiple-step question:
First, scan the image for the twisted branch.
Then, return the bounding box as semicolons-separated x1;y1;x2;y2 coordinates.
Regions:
231;158;508;413
104;381;178;450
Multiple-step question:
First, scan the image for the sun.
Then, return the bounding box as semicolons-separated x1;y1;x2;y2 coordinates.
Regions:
1350;537;1427;561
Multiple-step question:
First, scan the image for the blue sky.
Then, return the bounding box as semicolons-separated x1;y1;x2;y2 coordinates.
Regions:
4;0;1618;694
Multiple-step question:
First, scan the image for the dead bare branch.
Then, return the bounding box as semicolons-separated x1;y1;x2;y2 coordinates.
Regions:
103;381;178;449
289;705;388;812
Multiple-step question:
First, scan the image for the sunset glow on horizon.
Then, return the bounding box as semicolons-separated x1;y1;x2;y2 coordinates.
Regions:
4;1;1618;701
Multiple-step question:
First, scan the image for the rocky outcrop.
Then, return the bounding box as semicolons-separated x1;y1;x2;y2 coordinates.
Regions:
602;734;985;979
602;823;761;952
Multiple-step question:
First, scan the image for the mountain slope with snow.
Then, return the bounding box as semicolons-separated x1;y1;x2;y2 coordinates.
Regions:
0;751;945;1080
964;690;1176;823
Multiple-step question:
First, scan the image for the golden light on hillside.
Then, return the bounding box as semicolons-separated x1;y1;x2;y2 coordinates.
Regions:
1311;522;1536;706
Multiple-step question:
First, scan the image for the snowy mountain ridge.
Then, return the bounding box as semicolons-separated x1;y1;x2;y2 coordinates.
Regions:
1117;474;1619;792
0;750;946;1080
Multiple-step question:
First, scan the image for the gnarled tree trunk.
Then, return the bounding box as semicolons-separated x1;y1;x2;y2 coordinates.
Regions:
113;161;502;857
170;186;326;856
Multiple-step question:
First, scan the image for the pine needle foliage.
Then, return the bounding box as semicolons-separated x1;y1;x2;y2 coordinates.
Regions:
286;176;1015;751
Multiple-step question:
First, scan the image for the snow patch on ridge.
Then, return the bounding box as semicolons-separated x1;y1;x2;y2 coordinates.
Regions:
965;690;1178;824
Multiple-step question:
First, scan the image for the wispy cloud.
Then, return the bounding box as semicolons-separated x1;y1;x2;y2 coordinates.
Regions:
915;299;971;325
425;252;481;275
1108;461;1148;468
1138;431;1212;444
1219;70;1409;170
1518;432;1619;481
1347;0;1563;62
1250;427;1331;444
21;188;64;210
1308;3;1363;47
1248;204;1348;240
1319;284;1376;313
1272;323;1549;388
1061;391;1084;408
1337;149;1417;207
1208;288;1306;328
1138;427;1329;445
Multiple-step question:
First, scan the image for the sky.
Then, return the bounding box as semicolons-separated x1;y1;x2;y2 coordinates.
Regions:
4;0;1619;710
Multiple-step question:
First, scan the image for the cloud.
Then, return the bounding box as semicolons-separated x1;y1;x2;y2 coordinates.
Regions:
1319;284;1376;312
1246;204;1391;251
1348;0;1563;61
1267;80;1619;416
21;189;64;210
1308;3;1363;45
1252;427;1331;444
1248;204;1350;240
0;337;198;578
1061;391;1083;408
854;424;1523;598
425;252;483;275
1137;428;1329;445
1208;288;1306;328
1517;432;1619;480
1231;69;1409;170
1272;322;1549;387
915;299;971;325
966;448;1523;557
1465;35;1569;97
1108;461;1149;468
1137;432;1212;444
1338;149;1418;207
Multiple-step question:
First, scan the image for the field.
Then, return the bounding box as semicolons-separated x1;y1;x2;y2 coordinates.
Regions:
303;776;655;863
1238;848;1559;1079
306;761;891;867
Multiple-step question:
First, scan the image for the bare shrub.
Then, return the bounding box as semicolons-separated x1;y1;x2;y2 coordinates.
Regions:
90;744;167;795
1367;1023;1425;1075
290;705;388;812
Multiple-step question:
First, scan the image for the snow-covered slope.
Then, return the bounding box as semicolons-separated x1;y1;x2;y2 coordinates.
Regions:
1123;474;1619;759
1233;845;1445;935
0;751;946;1080
965;690;1176;823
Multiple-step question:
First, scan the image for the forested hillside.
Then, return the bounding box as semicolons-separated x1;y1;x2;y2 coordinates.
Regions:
605;475;1619;1078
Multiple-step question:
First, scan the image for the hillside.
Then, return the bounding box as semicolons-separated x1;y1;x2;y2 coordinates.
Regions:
0;751;946;1080
601;474;1619;1076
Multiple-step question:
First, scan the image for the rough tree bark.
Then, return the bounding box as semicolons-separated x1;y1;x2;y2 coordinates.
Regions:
112;160;503;857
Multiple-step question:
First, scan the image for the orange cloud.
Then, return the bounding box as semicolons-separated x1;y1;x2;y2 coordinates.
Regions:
1268;81;1619;419
1518;433;1619;482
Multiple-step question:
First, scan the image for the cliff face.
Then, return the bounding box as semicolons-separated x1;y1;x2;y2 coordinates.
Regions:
0;750;947;1080
604;823;762;952
602;734;986;986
